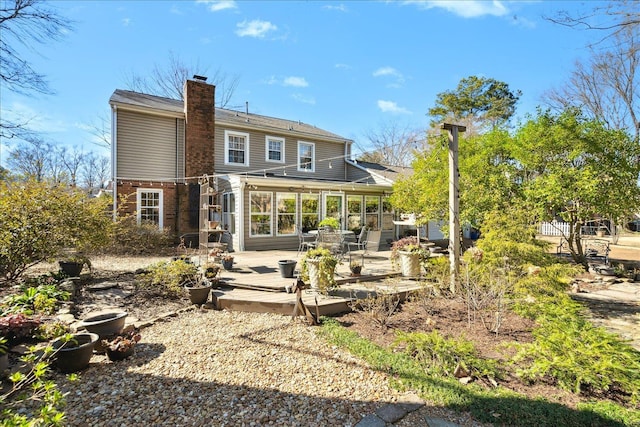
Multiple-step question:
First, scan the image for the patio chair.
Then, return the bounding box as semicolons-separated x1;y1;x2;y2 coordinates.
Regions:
347;227;368;253
348;230;382;267
297;225;317;254
317;230;344;259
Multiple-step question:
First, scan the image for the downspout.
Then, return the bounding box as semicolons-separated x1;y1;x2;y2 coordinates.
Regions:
111;105;118;221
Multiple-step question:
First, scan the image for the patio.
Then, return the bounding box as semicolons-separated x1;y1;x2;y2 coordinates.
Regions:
204;249;424;317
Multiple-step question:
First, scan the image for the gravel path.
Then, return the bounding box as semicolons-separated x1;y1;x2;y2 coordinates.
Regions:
56;309;410;427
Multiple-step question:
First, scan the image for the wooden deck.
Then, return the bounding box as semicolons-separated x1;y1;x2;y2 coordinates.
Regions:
202;250;424;316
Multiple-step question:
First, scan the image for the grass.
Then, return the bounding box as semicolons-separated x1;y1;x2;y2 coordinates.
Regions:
319;318;640;427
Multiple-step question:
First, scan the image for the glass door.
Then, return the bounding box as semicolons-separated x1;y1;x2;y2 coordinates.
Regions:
323;192;344;229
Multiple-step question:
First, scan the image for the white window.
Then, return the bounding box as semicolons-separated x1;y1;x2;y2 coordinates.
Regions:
297;141;315;172
382;196;394;230
276;192;297;236
137;189;163;229
365;195;380;230
225;130;249;166
223;192;235;234
265;136;285;163
301;193;319;232
249;191;272;237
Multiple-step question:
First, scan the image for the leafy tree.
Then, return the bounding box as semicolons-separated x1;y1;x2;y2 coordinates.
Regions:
514;108;640;267
427;76;522;134
0;181;112;284
391;129;520;231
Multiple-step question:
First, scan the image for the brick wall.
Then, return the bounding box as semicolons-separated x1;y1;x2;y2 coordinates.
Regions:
184;79;215;178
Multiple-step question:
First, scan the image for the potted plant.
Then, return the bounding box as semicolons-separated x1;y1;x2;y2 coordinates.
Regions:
0;336;8;372
300;247;339;294
208;247;224;263
318;217;340;231
58;254;91;277
221;253;234;270
102;327;141;361
391;236;428;277
184;276;211;305
349;261;362;276
51;332;99;373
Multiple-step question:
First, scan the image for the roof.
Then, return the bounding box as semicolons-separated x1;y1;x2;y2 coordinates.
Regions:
347;160;413;182
110;89;351;143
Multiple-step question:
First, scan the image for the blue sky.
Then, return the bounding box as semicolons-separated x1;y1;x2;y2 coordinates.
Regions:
1;0;602;162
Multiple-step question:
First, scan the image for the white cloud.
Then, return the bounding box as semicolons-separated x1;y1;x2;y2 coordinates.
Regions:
121;18;131;26
197;0;237;12
1;102;67;133
335;63;352;70
283;76;308;87
291;93;316;105
403;0;509;18
236;19;277;38
377;100;411;115
323;4;348;12
373;66;405;87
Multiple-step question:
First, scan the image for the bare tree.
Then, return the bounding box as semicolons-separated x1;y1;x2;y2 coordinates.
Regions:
546;1;639;47
358;122;424;167
80;152;110;192
122;50;240;108
0;0;72;139
7;136;53;182
58;146;85;187
544;4;639;141
85;110;112;148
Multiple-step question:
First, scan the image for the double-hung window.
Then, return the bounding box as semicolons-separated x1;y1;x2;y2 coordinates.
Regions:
249;191;272;237
297;141;315;172
365;195;380;230
225;130;249;166
266;136;285;163
137;189;163;229
276;192;297;236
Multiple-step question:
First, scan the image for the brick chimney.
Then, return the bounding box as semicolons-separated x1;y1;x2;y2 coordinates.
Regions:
184;76;215;178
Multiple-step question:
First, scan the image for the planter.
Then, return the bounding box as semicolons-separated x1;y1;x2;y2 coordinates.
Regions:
80;312;127;339
222;259;234;271
398;251;421;277
306;258;336;292
184;283;210;304
106;345;135;361
58;261;83;277
0;353;8;372
51;333;99;373
278;260;297;278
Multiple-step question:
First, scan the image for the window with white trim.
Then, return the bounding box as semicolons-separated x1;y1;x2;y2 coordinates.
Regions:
265;136;285;163
249;191;272;237
382;196;394;230
365;195;380;230
224;130;249;166
223;192;236;234
301;193;319;232
347;195;363;230
297;141;315;172
276;192;297;236
137;189;163;229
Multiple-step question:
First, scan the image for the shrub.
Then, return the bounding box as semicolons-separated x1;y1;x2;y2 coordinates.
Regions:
0;313;41;344
102;214;173;255
511;294;640;403
1;283;70;315
0;181;112;284
393;330;501;381
136;260;198;297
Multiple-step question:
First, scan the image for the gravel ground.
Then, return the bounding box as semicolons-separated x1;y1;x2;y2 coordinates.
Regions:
55;309;409;427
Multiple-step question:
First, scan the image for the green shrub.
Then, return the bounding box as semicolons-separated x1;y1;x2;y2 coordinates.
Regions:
0;181;111;284
136;260;198;297
1;283;70;315
393;330;501;381
102;215;173;255
511;294;640;403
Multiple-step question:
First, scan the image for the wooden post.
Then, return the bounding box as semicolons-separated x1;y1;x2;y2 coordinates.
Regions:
441;123;466;294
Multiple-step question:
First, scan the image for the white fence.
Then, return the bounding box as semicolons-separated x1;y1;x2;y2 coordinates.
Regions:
539;221;570;236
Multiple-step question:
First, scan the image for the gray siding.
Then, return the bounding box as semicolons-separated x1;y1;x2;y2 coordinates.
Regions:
116;110;184;181
214;126;346;181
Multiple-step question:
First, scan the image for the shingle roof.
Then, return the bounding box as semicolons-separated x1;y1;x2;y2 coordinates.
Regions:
110;89;350;142
348;160;413;182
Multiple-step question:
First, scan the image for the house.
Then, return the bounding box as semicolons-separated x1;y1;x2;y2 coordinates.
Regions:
109;76;398;251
